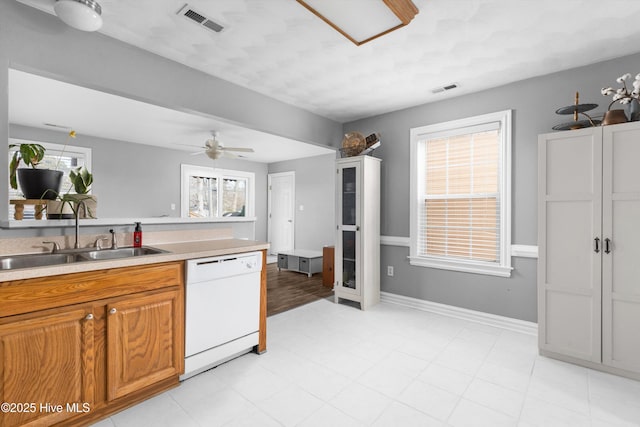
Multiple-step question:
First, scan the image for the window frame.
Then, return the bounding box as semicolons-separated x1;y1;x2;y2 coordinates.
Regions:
409;110;512;277
180;164;255;219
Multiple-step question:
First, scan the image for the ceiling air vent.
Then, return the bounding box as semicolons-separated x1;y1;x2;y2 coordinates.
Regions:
177;4;224;33
431;83;458;94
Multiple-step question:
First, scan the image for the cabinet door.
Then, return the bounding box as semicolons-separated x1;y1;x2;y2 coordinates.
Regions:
0;306;95;427
107;288;183;400
538;128;602;363
602;123;640;373
336;161;361;296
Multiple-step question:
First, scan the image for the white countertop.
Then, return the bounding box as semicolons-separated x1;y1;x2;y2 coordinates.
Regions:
0;239;269;282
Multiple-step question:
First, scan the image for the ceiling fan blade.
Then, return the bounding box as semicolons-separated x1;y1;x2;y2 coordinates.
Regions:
222;147;254;152
190;150;205;156
222;151;238;159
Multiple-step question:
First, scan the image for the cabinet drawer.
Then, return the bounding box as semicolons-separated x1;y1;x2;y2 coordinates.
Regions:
0;262;184;317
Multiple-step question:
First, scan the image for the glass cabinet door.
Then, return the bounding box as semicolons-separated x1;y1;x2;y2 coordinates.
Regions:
338;164;359;293
342;166;357;225
342;230;356;289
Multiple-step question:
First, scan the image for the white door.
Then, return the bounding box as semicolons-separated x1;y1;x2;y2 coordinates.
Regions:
268;172;295;255
538;128;602;363
602;123;640;373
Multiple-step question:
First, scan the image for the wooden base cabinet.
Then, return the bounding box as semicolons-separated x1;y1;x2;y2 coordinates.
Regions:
107;288;183;401
538;122;640;380
0;262;184;426
0;306;95;427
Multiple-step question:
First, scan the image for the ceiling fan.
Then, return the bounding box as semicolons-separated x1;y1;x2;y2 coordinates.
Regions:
193;131;254;160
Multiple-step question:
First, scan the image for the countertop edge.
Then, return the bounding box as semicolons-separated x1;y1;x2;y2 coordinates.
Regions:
0;239;269;282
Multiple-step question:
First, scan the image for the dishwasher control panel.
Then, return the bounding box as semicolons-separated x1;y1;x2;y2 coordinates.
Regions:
186;251;262;284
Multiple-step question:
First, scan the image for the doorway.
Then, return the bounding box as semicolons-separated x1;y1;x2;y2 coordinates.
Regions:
267;171;295;255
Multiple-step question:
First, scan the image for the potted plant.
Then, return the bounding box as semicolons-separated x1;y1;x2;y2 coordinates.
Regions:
9;142;63;200
67;166;97;219
46;166;97;219
601;72;640;124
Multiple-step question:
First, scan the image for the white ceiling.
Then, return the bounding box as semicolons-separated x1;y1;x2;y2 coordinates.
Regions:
15;0;640;124
19;0;640;122
8;69;336;163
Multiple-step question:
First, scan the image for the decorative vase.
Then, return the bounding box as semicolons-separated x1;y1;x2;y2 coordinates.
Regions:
625;99;640;122
602;109;628;126
46;199;74;219
17;169;63;200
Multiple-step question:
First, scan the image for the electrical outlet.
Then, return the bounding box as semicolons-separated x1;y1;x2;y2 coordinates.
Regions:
170;203;176;211
387;266;394;277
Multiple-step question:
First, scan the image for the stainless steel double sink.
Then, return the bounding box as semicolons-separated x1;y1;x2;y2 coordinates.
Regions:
0;246;168;271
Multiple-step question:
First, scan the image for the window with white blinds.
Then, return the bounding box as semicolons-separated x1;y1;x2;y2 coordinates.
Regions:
409;110;512;277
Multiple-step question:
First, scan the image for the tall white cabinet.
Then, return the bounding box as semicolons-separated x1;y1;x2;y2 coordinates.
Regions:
538;121;640;379
335;155;381;310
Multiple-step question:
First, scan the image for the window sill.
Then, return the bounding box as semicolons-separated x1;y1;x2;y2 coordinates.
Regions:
1;216;257;229
408;256;513;277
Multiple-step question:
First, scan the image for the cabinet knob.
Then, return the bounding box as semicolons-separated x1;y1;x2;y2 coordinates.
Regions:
109;308;117;315
85;313;94;320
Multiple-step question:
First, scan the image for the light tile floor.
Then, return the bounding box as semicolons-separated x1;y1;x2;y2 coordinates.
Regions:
92;299;640;426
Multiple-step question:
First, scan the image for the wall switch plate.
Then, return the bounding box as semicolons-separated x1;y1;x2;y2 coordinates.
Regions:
170;203;176;211
387;266;394;276
299;205;304;211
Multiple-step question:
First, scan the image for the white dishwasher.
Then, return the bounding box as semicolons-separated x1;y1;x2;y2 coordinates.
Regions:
181;251;262;380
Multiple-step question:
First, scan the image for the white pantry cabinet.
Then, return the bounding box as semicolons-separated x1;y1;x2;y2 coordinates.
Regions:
538;121;640;379
335;155;381;310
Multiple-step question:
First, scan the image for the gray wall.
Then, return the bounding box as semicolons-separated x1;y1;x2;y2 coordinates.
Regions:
344;51;640;322
8;124;268;241
268;153;336;251
0;1;342;223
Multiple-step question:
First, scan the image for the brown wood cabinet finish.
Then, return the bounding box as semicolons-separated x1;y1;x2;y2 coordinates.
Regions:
258;249;267;353
107;288;183;400
0;305;95;427
322;246;335;288
0;262;184;427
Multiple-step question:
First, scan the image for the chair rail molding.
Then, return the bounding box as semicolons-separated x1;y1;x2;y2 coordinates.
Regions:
381;235;538;258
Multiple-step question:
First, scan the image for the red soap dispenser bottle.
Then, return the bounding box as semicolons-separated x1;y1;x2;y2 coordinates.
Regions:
133;222;142;248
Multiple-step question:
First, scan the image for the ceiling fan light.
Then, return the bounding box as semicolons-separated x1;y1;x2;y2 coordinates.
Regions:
54;0;103;32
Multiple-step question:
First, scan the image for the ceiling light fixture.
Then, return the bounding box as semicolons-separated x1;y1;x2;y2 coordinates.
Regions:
53;0;103;32
296;0;418;46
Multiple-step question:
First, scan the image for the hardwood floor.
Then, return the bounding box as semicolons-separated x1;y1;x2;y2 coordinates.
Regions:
266;262;333;316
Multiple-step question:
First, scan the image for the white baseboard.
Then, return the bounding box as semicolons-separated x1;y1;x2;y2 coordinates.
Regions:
380;292;537;336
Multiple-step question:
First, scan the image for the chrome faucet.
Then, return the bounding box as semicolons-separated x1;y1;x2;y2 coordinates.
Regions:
109;229;118;249
43;241;61;253
94;237;109;250
74;200;87;249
